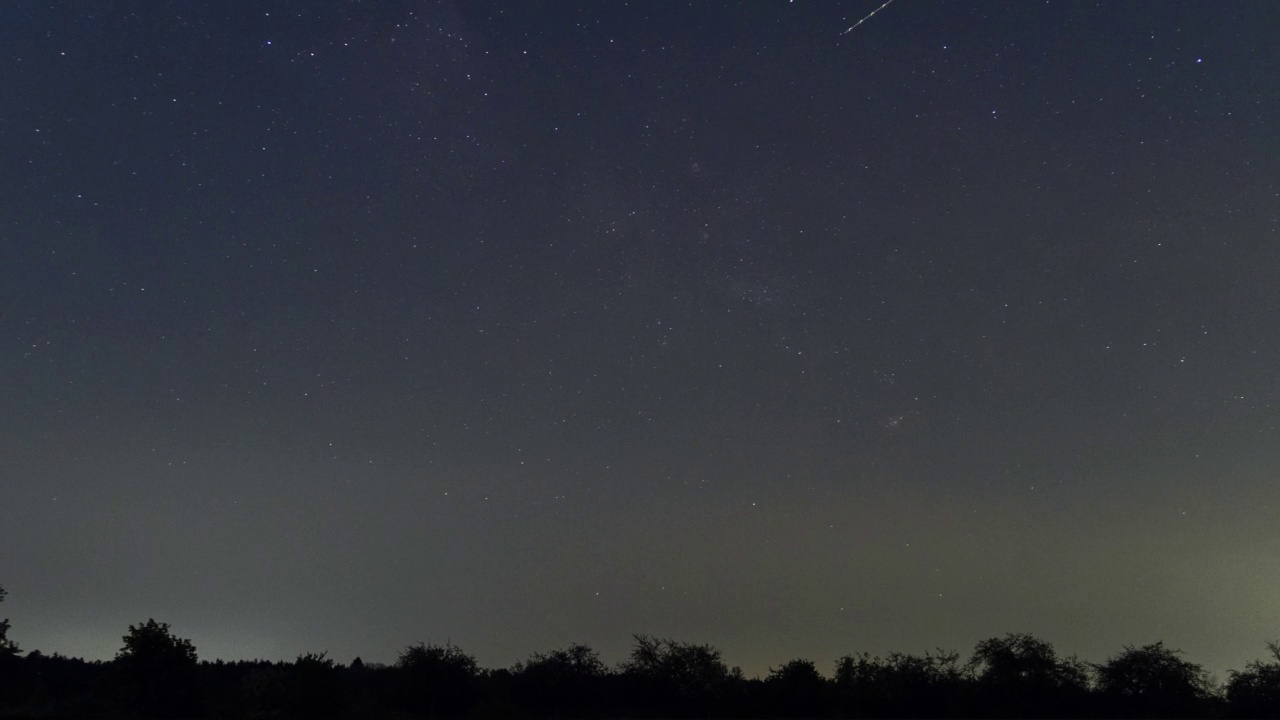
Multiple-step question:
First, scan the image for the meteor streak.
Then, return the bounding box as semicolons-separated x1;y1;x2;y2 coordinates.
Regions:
840;0;902;35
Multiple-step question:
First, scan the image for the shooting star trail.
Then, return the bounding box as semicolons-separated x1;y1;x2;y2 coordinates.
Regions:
840;0;902;35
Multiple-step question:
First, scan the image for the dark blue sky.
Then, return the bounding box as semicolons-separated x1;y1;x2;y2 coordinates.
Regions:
2;0;1277;677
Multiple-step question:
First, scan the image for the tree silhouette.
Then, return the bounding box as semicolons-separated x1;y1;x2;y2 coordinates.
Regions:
395;641;480;718
968;633;1091;717
513;643;607;717
764;658;829;717
0;585;18;659
8;622;1280;718
114;618;200;718
1094;641;1215;718
621;634;733;717
0;585;20;712
242;651;348;719
1226;641;1280;718
833;649;967;718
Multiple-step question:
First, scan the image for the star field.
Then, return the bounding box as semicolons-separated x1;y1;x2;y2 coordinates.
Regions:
1;1;1277;678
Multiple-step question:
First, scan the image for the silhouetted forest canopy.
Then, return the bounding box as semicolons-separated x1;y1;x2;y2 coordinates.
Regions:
2;588;1280;719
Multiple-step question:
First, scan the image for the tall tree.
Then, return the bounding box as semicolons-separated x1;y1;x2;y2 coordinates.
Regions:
114;619;200;718
0;585;18;658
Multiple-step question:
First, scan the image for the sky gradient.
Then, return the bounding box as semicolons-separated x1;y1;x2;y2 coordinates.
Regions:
2;1;1278;679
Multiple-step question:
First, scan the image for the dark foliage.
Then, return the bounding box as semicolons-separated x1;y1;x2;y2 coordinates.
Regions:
618;634;734;717
1;651;114;717
832;648;968;717
967;632;1092;717
113;618;202;718
1226;642;1280;719
1094;641;1218;718
763;658;829;717
512;643;607;718
236;652;349;719
0;585;19;659
1;615;1273;719
396;641;481;718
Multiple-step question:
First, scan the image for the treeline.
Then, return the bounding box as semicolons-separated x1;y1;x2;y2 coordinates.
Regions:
3;616;1280;717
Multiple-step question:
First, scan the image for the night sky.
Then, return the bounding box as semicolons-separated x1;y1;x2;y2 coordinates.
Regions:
2;1;1278;678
